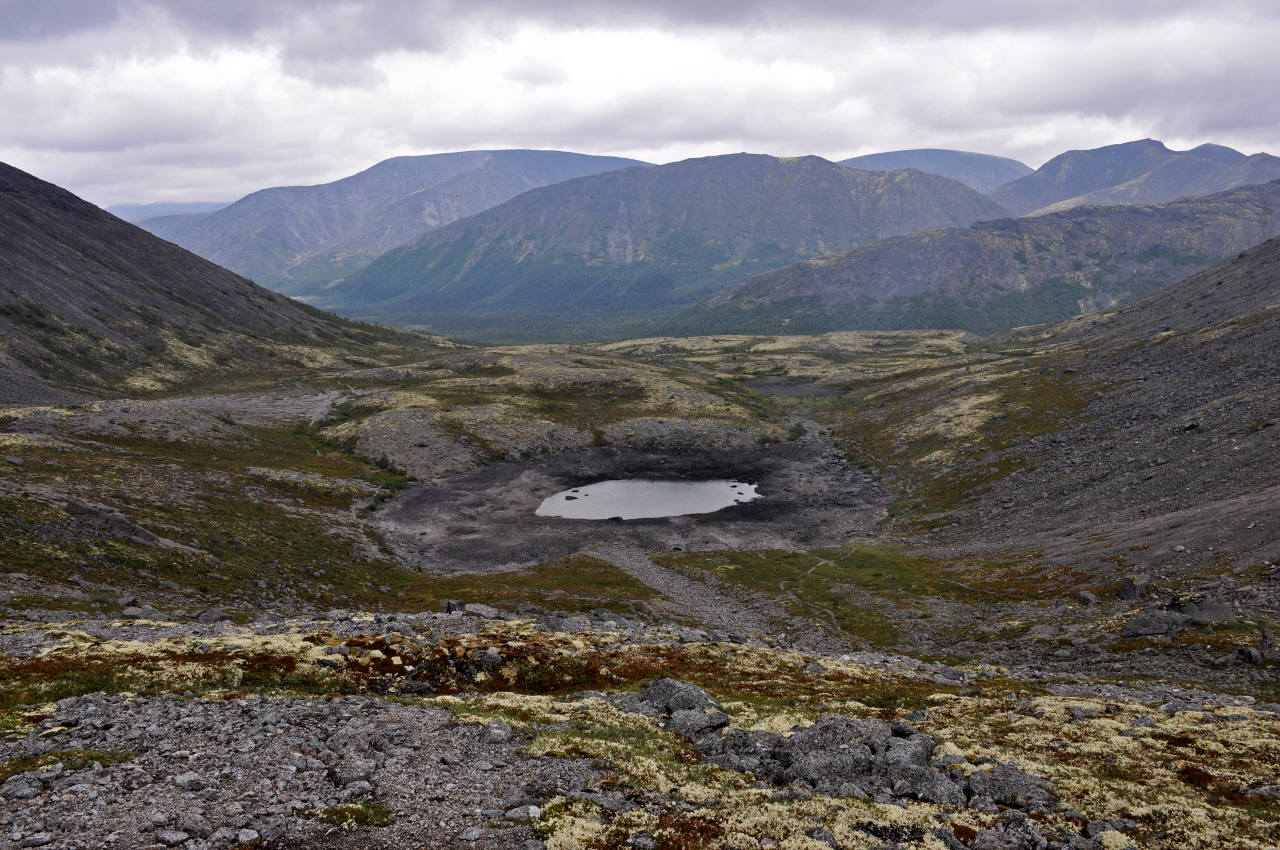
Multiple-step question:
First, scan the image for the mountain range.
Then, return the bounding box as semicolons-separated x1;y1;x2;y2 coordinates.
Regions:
840;148;1032;192
681;179;1280;335
107;201;229;222
140;149;648;294
318;153;1008;335
989;139;1280;215
0;162;424;403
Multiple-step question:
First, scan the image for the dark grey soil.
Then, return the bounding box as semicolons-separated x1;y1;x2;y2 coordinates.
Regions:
743;376;843;398
373;439;888;572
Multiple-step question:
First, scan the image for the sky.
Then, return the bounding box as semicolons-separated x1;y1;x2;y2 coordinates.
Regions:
2;0;1279;206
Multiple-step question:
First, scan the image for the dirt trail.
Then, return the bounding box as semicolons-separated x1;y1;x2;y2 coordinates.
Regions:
588;544;852;654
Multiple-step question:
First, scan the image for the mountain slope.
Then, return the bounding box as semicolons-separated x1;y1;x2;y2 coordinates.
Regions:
1036;149;1280;213
680;180;1280;335
141;149;648;293
325;153;1009;336
0;162;426;402
841;148;1032;192
988;139;1280;215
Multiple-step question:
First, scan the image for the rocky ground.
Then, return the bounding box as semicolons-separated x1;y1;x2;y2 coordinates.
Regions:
374;436;886;572
0;309;1276;848
1;605;1278;849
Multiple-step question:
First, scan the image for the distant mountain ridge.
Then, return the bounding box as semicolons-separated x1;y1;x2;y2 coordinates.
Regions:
0;162;419;402
989;139;1280;214
677;180;1280;335
141;149;649;294
108;201;229;222
841;148;1032;192
320;153;1009;336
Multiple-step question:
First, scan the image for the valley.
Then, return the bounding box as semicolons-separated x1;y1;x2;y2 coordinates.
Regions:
0;151;1277;850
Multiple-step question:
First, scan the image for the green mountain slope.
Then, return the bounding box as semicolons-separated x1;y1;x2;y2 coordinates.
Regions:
989;139;1280;215
324;153;1009;336
141;149;648;293
674;180;1280;335
841;148;1032;192
0;162;428;402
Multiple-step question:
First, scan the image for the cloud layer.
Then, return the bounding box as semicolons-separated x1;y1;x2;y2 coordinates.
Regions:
2;0;1277;205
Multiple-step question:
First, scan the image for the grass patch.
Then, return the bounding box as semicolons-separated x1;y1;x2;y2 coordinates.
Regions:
310;802;393;827
0;749;137;783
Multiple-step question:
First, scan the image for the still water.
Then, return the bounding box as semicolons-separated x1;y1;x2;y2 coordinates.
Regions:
535;479;760;520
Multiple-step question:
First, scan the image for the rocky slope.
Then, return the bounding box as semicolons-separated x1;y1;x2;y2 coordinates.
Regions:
322;153;1008;338
683;179;1280;335
141;150;647;294
988;139;1280;215
0;162;431;402
841;149;1032;193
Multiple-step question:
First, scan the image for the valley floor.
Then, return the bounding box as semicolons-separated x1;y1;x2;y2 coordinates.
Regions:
0;328;1276;849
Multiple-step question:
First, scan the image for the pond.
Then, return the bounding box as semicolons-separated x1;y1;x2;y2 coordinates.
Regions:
535;479;760;520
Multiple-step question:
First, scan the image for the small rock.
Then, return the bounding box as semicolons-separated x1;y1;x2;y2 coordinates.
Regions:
1238;647;1264;665
459;826;483;841
1075;591;1099;606
1121;608;1188;637
176;812;212;839
194;608;230;624
1117;574;1151;601
171;772;209;792
445;600;467;614
506;804;541;822
154;830;190;847
481;720;514;744
3;456;23;467
628;833;657;850
806;826;841;849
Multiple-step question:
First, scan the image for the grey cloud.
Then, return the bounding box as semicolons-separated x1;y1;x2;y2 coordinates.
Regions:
7;0;1276;46
4;0;1279;204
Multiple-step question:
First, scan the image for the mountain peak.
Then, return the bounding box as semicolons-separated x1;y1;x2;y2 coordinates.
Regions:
840;148;1032;192
139;149;650;294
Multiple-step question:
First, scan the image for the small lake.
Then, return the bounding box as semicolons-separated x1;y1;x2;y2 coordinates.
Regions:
535;479;760;520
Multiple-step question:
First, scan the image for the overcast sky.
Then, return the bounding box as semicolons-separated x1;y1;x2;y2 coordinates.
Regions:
3;0;1279;206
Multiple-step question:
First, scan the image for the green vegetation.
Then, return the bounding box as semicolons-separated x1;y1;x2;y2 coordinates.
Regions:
310;803;393;827
0;750;137;784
